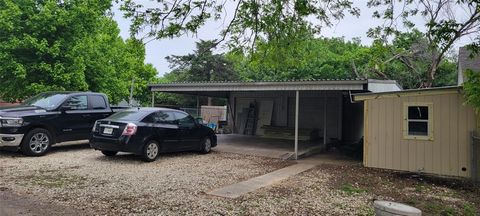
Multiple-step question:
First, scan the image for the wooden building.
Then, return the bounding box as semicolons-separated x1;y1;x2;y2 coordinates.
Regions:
354;87;479;179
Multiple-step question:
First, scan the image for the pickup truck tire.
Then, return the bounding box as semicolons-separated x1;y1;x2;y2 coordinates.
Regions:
20;128;52;156
141;140;160;162
101;151;118;156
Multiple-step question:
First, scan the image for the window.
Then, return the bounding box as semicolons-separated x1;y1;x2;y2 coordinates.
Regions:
144;111;176;124
64;95;88;110
109;110;149;121
404;103;433;140
174;112;195;128
89;95;107;109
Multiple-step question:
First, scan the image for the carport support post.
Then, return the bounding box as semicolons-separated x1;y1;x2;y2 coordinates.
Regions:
151;91;155;107
295;90;299;160
323;92;327;146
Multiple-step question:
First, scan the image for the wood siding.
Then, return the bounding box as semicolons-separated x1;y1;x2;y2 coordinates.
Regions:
364;92;477;178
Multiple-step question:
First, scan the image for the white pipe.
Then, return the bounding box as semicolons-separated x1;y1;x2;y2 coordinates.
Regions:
295;90;299;160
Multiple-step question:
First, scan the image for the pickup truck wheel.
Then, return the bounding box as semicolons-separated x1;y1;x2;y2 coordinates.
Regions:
21;128;52;156
101;151;118;156
200;137;212;154
142;141;159;162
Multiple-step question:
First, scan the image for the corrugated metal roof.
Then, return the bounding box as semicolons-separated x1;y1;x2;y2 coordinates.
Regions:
151;78;367;85
353;86;462;101
148;79;402;96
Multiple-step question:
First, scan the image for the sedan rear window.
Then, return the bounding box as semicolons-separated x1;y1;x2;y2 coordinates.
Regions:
108;110;149;121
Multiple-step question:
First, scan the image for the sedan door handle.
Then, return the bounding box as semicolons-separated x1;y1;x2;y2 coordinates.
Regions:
82;114;91;117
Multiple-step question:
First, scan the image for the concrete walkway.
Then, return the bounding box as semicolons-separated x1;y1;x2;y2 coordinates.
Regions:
215;134;324;159
207;163;316;198
207;152;360;199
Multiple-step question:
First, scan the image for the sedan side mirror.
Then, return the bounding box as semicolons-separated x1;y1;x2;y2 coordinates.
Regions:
195;118;205;125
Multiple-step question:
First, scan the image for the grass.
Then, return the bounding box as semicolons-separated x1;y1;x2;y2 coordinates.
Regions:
424;203;457;216
340;183;367;195
463;203;477;216
24;170;87;188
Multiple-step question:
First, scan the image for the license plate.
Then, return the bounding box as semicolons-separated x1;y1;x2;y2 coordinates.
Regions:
103;127;113;134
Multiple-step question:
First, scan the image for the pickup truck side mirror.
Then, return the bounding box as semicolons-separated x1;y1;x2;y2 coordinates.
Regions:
59;105;71;113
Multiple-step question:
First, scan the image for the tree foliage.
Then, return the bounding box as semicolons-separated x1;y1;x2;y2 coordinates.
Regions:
155;40;239;106
120;0;359;48
367;0;480;87
226;33;457;89
165;40;240;82
0;0;157;104
464;69;480;110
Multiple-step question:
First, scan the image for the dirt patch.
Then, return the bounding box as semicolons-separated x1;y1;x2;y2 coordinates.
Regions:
0;190;92;216
0;146;478;216
321;163;480;216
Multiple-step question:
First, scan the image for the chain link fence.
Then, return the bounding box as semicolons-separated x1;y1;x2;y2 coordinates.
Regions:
472;131;480;181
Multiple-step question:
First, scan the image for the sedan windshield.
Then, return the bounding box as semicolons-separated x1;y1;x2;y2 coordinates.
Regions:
22;93;69;110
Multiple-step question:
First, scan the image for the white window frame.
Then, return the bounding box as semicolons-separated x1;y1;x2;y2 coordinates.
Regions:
403;102;433;141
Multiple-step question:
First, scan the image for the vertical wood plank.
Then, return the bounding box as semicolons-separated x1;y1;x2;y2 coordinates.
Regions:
440;94;450;175
393;97;402;170
449;94;459;176
432;95;442;174
400;97;409;171
379;98;386;168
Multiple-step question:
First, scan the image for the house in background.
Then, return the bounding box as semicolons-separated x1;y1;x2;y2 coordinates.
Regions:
457;46;480;85
0;99;18;107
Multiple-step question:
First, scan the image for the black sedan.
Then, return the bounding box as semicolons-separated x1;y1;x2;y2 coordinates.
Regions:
89;108;217;162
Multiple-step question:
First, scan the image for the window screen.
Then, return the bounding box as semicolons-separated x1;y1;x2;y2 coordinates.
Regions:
407;106;429;136
90;95;107;109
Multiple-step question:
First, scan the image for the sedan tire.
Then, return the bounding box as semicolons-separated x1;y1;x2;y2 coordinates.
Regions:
200;137;212;154
142;140;160;162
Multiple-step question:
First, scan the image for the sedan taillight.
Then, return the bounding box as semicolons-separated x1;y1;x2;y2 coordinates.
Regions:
92;121;98;132
122;123;137;136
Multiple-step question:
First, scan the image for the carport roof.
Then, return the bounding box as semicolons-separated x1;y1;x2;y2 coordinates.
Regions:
148;79;402;97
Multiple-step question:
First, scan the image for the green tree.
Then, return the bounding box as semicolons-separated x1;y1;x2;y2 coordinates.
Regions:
165;40;240;82
0;0;157;104
364;30;457;89
367;0;480;87
155;40;240;107
120;0;359;48
464;69;480;110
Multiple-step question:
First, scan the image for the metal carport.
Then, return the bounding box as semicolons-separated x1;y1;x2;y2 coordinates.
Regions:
149;79;401;159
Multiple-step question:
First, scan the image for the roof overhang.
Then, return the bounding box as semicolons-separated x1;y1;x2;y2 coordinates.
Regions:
149;79;402;98
353;86;462;101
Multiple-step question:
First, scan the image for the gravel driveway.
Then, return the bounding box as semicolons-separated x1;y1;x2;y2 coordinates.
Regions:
1;143;478;215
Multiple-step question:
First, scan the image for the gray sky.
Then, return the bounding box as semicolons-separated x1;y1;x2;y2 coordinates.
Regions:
112;1;474;76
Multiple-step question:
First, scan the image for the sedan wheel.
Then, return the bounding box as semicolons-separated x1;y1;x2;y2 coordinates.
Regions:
200;137;212;154
142;141;160;162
